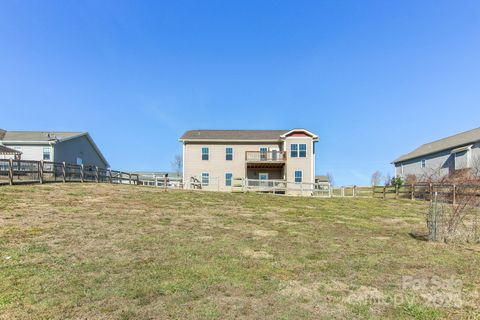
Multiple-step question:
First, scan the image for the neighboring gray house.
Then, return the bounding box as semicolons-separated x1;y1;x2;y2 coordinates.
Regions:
393;127;480;180
0;129;109;168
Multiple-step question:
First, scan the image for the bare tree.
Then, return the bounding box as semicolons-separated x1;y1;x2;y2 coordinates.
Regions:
384;173;392;186
418;156;480;243
326;172;334;187
171;154;182;177
371;171;383;186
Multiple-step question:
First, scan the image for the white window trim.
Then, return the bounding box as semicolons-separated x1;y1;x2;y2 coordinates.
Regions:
299;143;307;158
294;170;303;183
201;147;209;161
290;144;299;158
43;147;51;161
421;159;426;168
225;172;233;186
226;147;233;161
201;172;209;186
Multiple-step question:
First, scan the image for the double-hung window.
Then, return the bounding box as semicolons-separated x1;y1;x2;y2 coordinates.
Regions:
226;147;233;161
43;147;51;161
225;172;233;186
299;144;307;157
290;144;298;158
202;172;209;186
260;147;268;161
294;170;302;183
202;147;209;160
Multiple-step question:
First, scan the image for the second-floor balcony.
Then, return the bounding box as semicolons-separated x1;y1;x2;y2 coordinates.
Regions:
245;151;287;162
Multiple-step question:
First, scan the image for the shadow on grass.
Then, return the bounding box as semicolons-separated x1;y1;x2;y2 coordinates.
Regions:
408;232;430;242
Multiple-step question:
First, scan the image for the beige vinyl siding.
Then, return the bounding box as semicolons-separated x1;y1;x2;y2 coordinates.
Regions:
183;142;281;191
284;137;314;187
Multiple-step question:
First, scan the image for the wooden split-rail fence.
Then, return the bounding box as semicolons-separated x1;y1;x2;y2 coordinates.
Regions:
372;183;480;205
0;158;140;186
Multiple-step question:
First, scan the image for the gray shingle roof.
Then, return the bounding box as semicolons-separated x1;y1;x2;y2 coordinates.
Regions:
315;175;330;182
0;145;21;154
394;127;480;163
1;131;84;142
180;130;290;141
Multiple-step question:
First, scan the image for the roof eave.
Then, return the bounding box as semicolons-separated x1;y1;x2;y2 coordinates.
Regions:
179;139;283;143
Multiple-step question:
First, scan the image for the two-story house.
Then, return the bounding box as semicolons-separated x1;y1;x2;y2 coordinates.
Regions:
179;129;318;192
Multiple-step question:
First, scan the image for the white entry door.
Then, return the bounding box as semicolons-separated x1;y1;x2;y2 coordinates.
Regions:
259;173;269;187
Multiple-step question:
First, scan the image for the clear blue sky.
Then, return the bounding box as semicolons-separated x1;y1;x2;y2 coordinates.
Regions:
1;1;479;186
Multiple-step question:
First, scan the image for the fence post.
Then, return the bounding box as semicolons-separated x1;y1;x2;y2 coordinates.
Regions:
163;176;167;189
452;184;456;205
95;166;99;183
39;160;44;184
383;186;386;199
62;162;66;183
154;175;158;188
353;185;356;197
80;164;84;183
411;184;415;201
108;169;112;183
429;183;433;202
395;185;399;199
128;173;132;185
8;158;13;185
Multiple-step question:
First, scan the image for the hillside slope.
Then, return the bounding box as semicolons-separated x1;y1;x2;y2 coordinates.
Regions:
0;184;478;319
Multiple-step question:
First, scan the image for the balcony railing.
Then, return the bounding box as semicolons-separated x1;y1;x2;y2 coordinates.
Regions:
245;151;287;162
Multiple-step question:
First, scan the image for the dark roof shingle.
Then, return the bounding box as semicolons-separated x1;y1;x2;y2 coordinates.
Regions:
2;131;84;142
180;130;290;141
394;127;480;163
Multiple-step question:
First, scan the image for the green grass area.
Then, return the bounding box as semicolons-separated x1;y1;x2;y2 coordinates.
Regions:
0;184;479;319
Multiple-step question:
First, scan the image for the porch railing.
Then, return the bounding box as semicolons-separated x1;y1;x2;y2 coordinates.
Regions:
245;151;287;162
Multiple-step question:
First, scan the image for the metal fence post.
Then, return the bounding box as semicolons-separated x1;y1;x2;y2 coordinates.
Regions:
80;164;84;183
108;169;112;183
95;166;99;183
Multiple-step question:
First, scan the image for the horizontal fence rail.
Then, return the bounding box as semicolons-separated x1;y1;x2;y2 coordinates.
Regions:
372;183;480;204
0;159;139;186
245;151;287;162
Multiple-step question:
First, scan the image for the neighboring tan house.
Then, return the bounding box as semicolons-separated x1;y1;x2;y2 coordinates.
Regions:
315;175;331;190
393;127;480;180
0;129;109;168
179;129;318;192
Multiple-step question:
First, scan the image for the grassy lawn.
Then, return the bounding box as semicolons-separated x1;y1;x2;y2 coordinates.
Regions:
0;184;479;319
